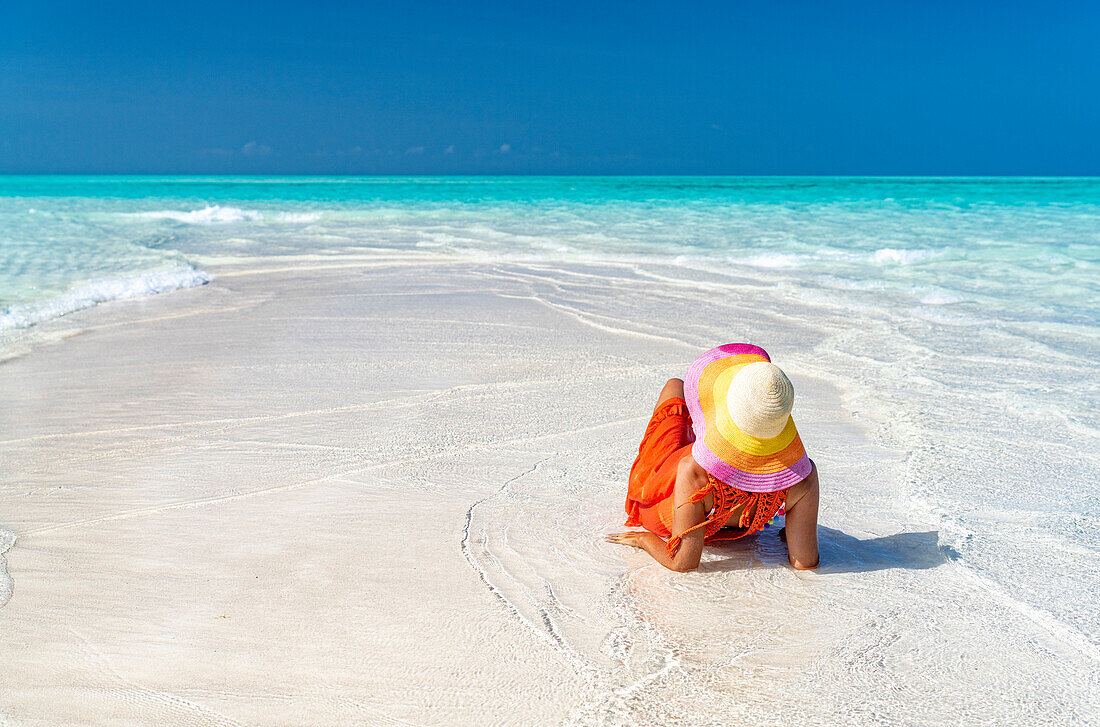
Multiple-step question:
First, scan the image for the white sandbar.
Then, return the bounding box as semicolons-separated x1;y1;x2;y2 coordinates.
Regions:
1;259;1095;725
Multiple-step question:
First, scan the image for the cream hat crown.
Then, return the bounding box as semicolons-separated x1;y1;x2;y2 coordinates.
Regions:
725;361;794;439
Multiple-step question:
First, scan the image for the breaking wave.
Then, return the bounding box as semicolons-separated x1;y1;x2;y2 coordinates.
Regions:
130;206;322;224
0;266;212;330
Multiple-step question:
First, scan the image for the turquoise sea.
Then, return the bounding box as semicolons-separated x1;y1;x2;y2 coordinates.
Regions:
2;175;1098;666
2;176;1097;332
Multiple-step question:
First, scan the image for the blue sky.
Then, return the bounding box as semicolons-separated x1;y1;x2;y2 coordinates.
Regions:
2;1;1098;174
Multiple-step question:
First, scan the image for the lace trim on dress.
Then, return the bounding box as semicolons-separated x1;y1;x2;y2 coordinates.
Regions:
665;475;788;558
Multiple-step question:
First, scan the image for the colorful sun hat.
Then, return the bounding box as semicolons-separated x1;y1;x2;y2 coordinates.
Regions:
684;343;812;493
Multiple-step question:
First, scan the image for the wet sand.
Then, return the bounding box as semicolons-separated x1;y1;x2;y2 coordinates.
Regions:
1;258;1095;726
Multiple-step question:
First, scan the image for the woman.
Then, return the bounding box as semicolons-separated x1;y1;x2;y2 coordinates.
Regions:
606;343;819;572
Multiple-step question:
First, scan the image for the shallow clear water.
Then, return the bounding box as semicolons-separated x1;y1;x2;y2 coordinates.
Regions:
1;176;1097;720
3;176;1097;328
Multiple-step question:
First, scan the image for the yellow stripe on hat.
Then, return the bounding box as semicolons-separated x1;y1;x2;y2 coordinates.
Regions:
698;355;799;455
696;355;761;423
701;429;805;472
696;353;767;399
712;414;798;455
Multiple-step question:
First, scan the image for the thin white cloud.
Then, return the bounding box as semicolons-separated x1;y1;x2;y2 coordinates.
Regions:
499;143;511;153
444;145;455;154
241;141;273;156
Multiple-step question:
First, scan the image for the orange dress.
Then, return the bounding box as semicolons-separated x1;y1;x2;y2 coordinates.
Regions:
625;397;788;557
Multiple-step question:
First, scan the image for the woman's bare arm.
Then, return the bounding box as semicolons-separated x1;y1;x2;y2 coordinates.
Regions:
781;462;819;569
606;456;709;572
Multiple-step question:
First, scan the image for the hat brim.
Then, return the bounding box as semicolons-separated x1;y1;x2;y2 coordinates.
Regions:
685;343;812;493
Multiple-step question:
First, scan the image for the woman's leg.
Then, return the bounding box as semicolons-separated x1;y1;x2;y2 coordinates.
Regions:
655;378;685;412
626;378;691;529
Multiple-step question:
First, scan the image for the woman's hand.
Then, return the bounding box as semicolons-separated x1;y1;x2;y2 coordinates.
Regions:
604;531;648;548
604;529;700;572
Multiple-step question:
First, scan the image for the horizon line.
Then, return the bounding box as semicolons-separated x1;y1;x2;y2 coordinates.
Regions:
2;173;1099;180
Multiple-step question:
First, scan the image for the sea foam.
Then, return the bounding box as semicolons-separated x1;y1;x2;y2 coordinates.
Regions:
0;266;211;330
131;206;322;224
737;252;806;268
872;247;939;264
134;205;262;224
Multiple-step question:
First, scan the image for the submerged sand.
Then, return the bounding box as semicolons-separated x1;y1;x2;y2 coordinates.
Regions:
1;258;1096;726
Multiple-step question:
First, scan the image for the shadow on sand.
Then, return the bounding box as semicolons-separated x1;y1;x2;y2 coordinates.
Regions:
697;526;954;575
